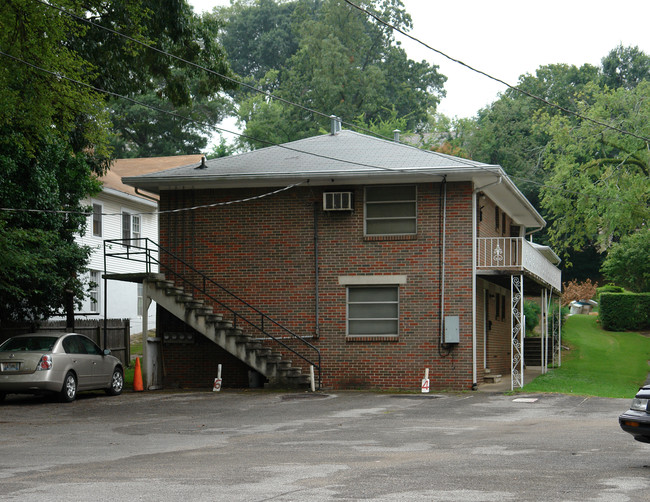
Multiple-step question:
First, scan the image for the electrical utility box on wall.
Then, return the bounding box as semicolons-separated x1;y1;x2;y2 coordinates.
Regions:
444;316;460;344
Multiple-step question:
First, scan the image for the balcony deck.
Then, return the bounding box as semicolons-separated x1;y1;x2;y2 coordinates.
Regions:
476;237;561;292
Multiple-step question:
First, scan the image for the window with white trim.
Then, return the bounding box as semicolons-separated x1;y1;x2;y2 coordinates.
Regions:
365;185;416;236
137;283;143;316
122;211;142;242
132;214;141;240
89;270;100;313
122;211;131;240
347;286;399;337
92;203;102;237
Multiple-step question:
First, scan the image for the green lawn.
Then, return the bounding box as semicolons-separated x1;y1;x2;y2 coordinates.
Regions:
522;314;650;398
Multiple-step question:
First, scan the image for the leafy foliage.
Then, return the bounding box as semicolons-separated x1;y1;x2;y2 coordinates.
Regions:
599;293;650;331
0;0;234;323
538;81;650;257
601;228;650;292
523;300;541;334
561;278;599;306
0;137;101;324
216;0;446;150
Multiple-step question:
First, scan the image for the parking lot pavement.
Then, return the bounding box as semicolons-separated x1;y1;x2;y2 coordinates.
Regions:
1;390;648;501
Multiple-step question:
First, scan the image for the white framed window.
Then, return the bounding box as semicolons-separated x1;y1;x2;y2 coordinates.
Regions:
137;283;143;316
365;185;417;236
122;211;142;242
346;285;399;337
122;211;131;240
92;203;102;237
89;270;101;313
132;214;141;240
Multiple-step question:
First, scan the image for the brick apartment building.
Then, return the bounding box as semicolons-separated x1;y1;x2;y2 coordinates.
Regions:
121;121;562;391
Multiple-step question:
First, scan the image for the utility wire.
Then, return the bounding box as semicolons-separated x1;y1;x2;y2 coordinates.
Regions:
0;50;646;217
33;0;402;144
0;182;307;218
0;49;455;175
343;0;650;144
4;4;648;216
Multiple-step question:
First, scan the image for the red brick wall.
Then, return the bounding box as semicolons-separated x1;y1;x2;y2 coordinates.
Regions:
158;307;250;389
158;181;475;391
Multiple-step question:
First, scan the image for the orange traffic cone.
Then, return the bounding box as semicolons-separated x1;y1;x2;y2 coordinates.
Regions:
133;357;143;392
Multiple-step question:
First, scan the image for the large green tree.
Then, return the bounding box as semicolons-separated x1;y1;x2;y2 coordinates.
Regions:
538;81;650;260
101;7;236;157
464;63;600;205
217;0;446;149
0;0;233;325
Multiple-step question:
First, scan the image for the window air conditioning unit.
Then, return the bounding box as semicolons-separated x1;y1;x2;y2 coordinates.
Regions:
323;191;353;211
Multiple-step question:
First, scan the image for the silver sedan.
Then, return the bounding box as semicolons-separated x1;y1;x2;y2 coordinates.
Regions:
0;332;123;402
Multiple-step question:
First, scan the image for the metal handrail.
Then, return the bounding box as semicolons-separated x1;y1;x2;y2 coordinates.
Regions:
104;238;321;388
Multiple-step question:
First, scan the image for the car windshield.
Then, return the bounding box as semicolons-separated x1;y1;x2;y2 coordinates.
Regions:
0;336;58;352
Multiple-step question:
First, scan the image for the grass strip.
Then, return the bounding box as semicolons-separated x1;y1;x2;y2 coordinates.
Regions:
522;314;650;398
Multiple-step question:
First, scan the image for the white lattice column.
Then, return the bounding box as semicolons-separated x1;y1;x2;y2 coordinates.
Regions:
553;298;561;367
511;275;524;390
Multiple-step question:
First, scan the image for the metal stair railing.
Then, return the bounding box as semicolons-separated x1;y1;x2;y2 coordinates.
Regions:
104;238;321;388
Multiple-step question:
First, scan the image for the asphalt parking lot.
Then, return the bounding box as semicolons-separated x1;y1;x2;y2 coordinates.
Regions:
1;389;648;501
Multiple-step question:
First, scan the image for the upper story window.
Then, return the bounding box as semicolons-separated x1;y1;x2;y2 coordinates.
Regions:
365;185;417;236
122;211;131;240
92;203;102;237
132;215;141;240
122;211;142;241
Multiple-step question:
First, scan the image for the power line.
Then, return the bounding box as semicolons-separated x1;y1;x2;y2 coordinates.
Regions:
1;50;646;217
4;4;647;216
33;0;403;144
0;49;453;175
0;181;307;218
343;0;650;144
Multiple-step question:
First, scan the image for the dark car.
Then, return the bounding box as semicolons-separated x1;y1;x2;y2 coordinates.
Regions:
0;332;123;402
619;385;650;443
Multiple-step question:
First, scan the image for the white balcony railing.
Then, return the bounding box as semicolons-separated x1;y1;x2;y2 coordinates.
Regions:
477;237;561;291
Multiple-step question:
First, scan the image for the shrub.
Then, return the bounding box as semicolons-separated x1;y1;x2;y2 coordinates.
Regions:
600;293;650;331
561;278;598;306
597;284;624;295
524;300;541;334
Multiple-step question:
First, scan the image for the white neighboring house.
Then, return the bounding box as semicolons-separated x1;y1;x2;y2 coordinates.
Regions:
73;155;203;334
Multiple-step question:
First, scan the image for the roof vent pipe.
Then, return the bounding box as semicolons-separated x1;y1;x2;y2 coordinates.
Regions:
196;156;207;169
330;115;341;135
393;129;400;142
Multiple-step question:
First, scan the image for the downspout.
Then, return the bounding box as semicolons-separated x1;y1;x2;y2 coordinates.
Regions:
471;175;502;390
313;202;320;338
439;177;447;355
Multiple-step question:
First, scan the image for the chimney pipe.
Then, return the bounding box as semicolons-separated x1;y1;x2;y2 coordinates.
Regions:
330;115;341;135
393;129;401;142
196;156;207;169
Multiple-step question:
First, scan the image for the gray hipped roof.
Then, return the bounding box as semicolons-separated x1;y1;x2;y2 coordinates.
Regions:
123;129;545;228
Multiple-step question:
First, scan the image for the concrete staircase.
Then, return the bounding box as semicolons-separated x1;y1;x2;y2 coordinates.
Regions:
147;276;312;389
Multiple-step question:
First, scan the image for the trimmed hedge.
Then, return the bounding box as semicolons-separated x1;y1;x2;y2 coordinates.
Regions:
599;293;650;331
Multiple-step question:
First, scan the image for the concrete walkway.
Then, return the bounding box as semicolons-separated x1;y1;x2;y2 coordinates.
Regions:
478;366;544;392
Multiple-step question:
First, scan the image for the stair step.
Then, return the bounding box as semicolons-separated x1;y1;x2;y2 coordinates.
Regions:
150;273;316;390
175;293;193;303
205;313;223;323
484;374;502;383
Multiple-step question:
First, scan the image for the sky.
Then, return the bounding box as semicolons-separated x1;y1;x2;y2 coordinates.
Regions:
188;0;650;119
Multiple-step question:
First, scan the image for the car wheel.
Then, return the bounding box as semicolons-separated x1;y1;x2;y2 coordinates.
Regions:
106;368;124;396
60;371;77;402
